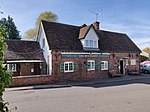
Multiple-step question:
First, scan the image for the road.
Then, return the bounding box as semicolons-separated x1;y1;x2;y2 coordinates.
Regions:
4;78;150;112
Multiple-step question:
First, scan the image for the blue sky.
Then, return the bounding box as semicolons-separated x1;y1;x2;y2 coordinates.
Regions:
1;0;150;49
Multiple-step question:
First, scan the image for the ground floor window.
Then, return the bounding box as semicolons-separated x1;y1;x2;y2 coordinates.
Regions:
7;63;17;72
101;61;108;70
126;59;128;65
130;59;136;65
87;60;95;71
64;62;74;72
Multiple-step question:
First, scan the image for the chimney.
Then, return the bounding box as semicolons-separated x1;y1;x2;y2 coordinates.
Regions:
93;21;100;30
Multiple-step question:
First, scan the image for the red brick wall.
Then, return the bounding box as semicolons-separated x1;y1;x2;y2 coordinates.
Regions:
11;75;54;87
51;51;140;82
52;51;109;82
109;53;140;74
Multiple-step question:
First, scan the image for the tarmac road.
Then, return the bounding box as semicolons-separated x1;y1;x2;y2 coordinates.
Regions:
4;78;150;112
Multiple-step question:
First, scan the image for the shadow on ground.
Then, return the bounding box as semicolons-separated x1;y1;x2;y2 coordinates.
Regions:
75;78;150;88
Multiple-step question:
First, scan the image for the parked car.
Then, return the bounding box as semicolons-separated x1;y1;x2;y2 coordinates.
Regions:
140;64;150;74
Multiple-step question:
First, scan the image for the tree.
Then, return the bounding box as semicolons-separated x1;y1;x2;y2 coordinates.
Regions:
140;55;149;62
0;24;12;111
0;16;20;40
23;11;58;39
143;47;150;52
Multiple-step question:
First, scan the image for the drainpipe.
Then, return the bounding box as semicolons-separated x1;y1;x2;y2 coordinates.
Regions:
47;55;49;75
48;50;52;75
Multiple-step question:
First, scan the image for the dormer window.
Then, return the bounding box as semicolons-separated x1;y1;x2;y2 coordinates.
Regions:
85;40;97;48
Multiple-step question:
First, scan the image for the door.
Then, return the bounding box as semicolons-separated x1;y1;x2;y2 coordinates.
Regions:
119;60;124;74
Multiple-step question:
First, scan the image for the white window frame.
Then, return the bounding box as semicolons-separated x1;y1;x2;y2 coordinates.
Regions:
7;63;17;72
64;62;74;73
126;59;128;65
101;61;108;70
85;40;98;48
89;40;93;47
87;60;95;71
85;40;89;46
130;59;136;65
94;40;97;47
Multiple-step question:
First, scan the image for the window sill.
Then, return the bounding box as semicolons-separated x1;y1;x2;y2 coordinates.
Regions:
87;69;95;71
64;71;74;73
101;69;108;71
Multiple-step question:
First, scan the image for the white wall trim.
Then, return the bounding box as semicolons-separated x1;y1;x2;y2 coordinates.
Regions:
37;22;52;75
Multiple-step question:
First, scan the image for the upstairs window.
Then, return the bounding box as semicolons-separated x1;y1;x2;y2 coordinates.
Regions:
85;40;89;46
85;40;97;48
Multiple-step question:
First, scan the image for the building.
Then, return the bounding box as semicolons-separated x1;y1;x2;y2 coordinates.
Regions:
140;51;149;60
37;20;141;81
4;40;45;76
5;20;141;86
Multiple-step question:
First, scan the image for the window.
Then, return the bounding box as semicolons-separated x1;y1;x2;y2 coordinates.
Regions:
85;40;89;46
94;41;97;47
89;40;93;47
7;64;17;72
64;62;74;72
130;59;136;65
85;40;97;48
126;59;128;65
42;38;45;48
87;60;95;71
101;61;108;70
60;62;77;73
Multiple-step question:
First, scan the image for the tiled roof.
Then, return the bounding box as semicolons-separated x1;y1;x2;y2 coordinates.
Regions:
42;20;83;51
41;20;141;53
79;25;90;39
4;40;44;61
96;30;141;53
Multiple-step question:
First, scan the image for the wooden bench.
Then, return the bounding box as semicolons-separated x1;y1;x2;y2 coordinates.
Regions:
109;70;123;78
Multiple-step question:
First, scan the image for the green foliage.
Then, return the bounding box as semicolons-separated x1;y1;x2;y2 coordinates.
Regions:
0;15;20;40
140;55;149;62
143;47;150;52
23;11;58;39
23;28;36;39
0;23;12;112
36;11;58;27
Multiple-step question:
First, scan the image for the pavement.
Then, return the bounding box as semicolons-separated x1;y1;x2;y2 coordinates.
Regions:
6;73;150;91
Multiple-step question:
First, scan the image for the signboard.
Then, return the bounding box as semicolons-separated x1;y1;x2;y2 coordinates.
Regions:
61;54;109;58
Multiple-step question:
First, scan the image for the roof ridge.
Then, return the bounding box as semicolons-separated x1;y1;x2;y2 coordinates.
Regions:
98;29;126;35
5;39;38;42
41;20;80;28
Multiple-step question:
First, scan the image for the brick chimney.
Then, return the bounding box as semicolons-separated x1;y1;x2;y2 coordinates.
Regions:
93;21;100;30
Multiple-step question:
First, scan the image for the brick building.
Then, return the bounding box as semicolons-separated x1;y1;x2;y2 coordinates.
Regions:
4;40;45;76
5;20;141;86
37;20;141;81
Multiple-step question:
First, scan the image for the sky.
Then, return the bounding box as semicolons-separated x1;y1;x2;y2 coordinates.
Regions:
0;0;150;50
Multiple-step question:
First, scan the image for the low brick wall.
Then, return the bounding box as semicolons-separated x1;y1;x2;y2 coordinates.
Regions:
11;75;54;87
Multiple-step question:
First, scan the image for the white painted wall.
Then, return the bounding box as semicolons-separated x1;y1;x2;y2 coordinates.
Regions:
37;23;52;75
81;27;99;48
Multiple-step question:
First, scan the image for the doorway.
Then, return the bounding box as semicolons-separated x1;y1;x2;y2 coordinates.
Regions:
119;60;124;74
